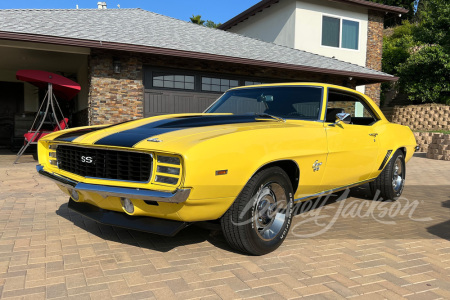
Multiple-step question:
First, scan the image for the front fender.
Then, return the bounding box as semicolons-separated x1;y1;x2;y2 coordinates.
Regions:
181;124;327;200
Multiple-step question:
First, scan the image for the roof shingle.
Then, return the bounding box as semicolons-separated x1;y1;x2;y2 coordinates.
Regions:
0;8;394;81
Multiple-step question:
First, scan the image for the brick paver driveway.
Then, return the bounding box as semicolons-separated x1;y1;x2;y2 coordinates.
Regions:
1;151;449;299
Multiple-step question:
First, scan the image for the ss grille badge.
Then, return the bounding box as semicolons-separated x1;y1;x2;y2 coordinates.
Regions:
81;156;94;164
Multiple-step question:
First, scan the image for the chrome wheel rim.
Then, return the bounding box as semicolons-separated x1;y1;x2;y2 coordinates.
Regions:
392;157;404;193
253;182;288;241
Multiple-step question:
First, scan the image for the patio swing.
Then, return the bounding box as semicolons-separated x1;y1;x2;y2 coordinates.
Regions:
14;70;81;163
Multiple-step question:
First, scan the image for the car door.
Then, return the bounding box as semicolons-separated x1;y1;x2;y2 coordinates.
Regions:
321;89;380;190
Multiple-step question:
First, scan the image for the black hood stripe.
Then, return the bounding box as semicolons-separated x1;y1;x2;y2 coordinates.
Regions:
54;120;133;142
55;127;105;142
94;115;261;147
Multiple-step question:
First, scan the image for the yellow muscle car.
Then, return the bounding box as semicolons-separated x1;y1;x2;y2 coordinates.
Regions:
37;83;417;255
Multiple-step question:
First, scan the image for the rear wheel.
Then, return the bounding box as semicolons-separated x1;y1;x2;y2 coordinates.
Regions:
370;150;406;201
221;166;294;255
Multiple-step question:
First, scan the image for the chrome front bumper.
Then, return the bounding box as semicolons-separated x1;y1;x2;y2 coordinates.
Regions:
36;165;190;203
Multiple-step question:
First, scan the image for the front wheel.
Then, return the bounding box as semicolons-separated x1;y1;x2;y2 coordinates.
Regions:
370;149;406;201
221;166;294;255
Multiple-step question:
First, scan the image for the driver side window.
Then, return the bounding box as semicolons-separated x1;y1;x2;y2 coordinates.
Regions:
326;89;378;126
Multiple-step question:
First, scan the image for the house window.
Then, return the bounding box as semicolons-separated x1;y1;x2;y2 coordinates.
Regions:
153;73;195;90
146;67;270;93
202;77;239;92
322;16;359;50
342;20;359;50
244;81;263;86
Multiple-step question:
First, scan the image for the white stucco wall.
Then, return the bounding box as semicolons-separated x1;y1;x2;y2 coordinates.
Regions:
356;85;366;94
227;0;368;68
227;0;297;48
295;0;368;67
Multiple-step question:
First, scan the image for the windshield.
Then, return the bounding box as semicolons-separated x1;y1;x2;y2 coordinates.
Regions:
205;86;323;120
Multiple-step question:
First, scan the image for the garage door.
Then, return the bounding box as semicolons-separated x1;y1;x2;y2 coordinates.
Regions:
144;89;219;118
143;66;268;118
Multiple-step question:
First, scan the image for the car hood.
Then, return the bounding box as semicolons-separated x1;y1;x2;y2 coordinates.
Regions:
52;113;307;152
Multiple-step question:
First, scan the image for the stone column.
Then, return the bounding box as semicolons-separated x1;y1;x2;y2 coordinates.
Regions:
88;50;144;125
365;10;384;106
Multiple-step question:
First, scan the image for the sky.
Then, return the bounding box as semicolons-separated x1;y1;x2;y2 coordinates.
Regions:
0;0;262;23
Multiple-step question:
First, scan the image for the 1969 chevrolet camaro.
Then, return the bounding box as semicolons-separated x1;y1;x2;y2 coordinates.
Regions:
37;83;417;255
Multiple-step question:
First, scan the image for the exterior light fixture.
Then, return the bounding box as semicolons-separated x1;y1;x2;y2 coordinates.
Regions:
69;189;80;201
113;58;121;74
120;197;134;214
216;170;228;176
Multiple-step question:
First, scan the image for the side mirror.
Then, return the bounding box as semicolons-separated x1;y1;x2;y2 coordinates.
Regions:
335;113;351;125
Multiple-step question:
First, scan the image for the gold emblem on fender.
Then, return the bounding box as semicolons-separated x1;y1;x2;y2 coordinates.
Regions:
312;160;322;172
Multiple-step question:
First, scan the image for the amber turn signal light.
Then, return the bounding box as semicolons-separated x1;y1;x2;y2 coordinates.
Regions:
215;170;228;176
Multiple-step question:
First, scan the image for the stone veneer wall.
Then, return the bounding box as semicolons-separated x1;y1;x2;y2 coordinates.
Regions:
365;10;384;106
89;50;144;125
391;104;450;131
426;133;450;161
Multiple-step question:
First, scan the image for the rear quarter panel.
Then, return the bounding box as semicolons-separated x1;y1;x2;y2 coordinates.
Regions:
354;91;416;178
369;120;416;179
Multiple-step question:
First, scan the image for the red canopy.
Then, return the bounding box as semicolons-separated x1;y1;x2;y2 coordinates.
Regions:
16;70;81;101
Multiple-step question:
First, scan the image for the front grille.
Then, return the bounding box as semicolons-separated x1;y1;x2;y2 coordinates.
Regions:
56;145;152;182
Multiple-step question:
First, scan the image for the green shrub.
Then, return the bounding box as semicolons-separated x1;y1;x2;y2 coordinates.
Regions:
382;33;416;74
397;45;450;104
415;0;450;50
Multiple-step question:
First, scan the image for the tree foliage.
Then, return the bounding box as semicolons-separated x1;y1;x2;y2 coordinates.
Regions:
415;0;450;49
382;21;417;74
204;20;222;29
189;15;222;28
380;0;450;104
190;15;205;25
397;45;450;104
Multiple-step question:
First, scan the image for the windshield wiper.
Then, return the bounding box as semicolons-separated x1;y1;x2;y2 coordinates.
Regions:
254;113;286;122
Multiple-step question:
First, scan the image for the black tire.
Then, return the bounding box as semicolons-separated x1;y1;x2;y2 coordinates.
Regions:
32;151;38;161
370;149;406;201
221;166;294;255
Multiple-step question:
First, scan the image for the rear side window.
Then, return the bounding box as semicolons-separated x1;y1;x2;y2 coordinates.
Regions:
326;89;378;125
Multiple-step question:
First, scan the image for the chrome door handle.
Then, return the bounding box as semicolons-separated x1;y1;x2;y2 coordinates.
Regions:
369;133;378;137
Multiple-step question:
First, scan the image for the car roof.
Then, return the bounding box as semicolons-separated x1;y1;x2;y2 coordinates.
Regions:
227;82;385;120
230;82;360;95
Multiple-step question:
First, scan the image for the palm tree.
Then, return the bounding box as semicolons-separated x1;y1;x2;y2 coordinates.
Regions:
190;15;205;25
